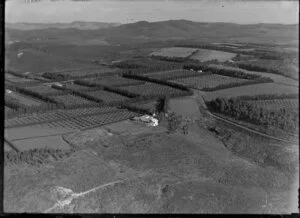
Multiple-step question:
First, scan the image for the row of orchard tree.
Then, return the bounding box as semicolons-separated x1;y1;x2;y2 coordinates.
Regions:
208;97;298;133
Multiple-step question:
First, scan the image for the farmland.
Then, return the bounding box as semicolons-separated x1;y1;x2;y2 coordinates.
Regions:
150;47;198;58
170;74;248;90
85;76;145;87
204;83;298;102
120;82;186;97
63;83;99;91
83;90;130;102
143;69;201;80
208;64;298;87
50;94;96;107
25;85;66;96
40;110;140;130
5;106;120;128
5;91;44;107
190;49;236;62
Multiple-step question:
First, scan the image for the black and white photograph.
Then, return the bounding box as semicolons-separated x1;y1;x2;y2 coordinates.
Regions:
3;0;299;214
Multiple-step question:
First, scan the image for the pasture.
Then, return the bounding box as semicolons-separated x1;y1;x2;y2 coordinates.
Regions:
170;74;248;90
190;49;236;62
150;47;198;58
12;135;72;151
204;83;298;101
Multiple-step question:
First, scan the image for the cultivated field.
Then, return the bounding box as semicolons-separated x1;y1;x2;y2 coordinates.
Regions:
208;64;298;87
5;106;120;128
247;99;299;112
143;69;200;80
120;82;185;97
50;67;120;79
190;49;236;62
12;135;72;151
41;110;140;130
25;85;66;96
84;90;129;102
85;76;145;87
204;83;298;101
6;91;44;107
170;74;248;90
51;94;96;106
63;83;99;91
150;47;198;58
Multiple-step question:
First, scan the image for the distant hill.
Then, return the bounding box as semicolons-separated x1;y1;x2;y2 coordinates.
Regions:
5;21;121;30
5;20;298;45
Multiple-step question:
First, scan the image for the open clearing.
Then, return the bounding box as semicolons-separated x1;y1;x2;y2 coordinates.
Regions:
204;83;298;101
12;135;72;151
190;49;236;62
150;47;198;58
169;97;201;118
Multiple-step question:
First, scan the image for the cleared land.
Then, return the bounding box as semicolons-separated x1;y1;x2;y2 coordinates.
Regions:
120;82;185;97
6;92;44;107
12;135;72;151
204;83;298;101
170;74;248;90
150;47;198;58
190;49;236;62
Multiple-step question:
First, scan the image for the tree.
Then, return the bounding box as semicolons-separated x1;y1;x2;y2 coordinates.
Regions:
167;112;182;133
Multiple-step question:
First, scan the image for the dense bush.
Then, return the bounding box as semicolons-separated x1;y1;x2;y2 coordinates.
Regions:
207;97;298;132
4;148;76;166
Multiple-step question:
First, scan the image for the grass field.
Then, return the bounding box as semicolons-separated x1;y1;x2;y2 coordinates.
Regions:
84;90;129;102
120;82;185;97
150;47;198;58
12;135;72;151
6;91;44;107
170;74;248;90
204;83;298;101
4;142;13;151
190;49;236;62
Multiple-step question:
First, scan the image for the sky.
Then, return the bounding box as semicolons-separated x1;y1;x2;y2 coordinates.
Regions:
5;0;299;24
